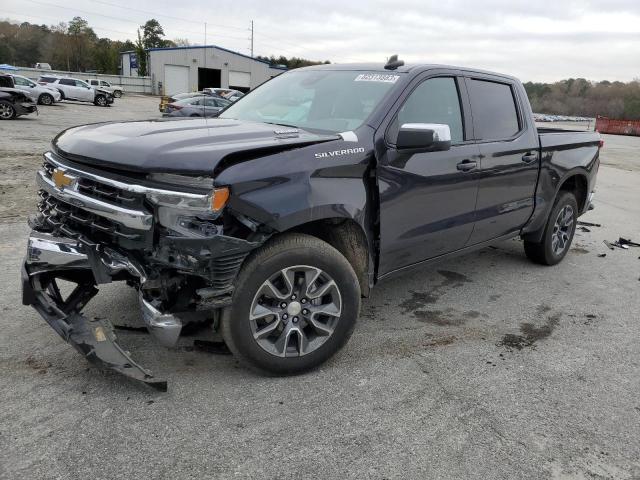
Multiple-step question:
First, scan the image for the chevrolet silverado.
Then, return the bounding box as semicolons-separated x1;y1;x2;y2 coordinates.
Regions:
22;57;601;390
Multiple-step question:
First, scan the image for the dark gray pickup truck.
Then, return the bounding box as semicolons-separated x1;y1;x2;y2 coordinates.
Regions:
22;57;601;390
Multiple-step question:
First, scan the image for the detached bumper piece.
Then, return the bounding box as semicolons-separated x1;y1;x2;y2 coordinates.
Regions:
22;231;168;391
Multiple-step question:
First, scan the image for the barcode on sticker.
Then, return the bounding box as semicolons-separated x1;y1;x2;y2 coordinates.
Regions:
354;74;400;83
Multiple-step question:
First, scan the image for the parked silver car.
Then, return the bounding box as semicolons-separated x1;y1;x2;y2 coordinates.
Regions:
202;88;245;101
10;74;61;105
163;96;231;117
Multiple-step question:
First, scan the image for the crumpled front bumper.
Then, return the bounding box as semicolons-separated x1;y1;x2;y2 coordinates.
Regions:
22;230;171;391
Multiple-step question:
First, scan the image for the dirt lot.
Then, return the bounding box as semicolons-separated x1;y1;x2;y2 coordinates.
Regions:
1;96;639;479
0;95;160;222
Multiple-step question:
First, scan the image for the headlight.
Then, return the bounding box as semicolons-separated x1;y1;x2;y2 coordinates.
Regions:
145;173;230;235
146;173;229;213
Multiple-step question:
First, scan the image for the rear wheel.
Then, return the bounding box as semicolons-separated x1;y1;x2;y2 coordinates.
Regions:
113;90;122;98
38;93;54;105
524;191;578;265
0;101;16;120
94;95;107;107
221;233;360;374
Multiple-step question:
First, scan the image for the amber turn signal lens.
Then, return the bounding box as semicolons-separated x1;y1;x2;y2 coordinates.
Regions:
211;187;230;212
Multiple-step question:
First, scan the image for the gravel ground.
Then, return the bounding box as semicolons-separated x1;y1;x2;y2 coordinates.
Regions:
1;96;639;479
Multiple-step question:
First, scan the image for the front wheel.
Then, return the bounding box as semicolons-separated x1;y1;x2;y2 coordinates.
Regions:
94;95;107;106
0;100;16;119
39;93;54;105
524;191;578;265
221;233;360;374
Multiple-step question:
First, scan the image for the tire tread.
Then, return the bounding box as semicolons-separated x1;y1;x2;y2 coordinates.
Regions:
221;233;360;375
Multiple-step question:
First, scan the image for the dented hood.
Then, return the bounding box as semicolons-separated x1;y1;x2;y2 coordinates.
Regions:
53;118;340;175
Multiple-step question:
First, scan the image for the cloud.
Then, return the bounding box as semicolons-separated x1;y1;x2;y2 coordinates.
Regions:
4;0;640;81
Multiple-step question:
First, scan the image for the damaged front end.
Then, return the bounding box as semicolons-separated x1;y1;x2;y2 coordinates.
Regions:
22;151;268;390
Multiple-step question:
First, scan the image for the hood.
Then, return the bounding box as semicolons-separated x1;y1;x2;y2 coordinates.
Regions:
53;118;340;175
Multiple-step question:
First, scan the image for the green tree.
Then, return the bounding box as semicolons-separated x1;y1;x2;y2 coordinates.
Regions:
141;19;169;49
255;54;329;69
135;29;147;76
67;16;96;71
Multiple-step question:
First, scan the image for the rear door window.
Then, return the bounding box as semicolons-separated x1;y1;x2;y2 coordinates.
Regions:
467;79;520;140
59;79;75;86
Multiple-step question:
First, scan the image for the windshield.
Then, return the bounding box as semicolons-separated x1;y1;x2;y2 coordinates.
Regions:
219;70;401;133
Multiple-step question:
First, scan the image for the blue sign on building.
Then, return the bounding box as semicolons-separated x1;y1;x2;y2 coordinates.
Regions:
130;53;138;69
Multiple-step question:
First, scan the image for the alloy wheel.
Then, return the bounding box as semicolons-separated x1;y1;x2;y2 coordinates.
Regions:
551;205;574;255
249;265;342;357
0;103;14;119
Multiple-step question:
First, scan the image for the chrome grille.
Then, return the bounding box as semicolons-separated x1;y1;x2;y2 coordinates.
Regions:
37;152;154;247
76;177;142;207
38;193;148;246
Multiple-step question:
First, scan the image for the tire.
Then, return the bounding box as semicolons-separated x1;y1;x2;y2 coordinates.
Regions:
221;233;361;375
190;113;200;117
524;191;578;265
94;95;107;107
38;93;54;105
0;100;16;120
113;90;122;98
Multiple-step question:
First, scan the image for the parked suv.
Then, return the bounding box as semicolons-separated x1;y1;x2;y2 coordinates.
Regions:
38;75;113;106
10;74;61;105
88;79;124;98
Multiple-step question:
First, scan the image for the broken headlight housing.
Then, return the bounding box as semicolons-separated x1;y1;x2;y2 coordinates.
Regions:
146;173;230;236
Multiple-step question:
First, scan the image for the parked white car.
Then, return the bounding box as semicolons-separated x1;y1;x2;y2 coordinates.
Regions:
88;79;124;98
10;74;61;105
38;76;114;106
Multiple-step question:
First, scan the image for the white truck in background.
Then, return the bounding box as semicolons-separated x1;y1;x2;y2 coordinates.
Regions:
88;79;124;98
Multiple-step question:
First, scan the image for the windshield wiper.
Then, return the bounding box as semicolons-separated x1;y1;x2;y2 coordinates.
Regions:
266;122;299;129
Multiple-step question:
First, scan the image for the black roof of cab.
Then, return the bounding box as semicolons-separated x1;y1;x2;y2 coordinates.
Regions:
295;62;519;82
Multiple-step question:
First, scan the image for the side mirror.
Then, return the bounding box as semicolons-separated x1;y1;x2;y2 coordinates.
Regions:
396;123;452;152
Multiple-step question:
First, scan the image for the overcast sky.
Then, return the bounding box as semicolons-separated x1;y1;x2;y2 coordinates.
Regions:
3;0;640;81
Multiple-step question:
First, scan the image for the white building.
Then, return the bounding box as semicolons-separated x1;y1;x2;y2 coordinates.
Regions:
120;45;286;96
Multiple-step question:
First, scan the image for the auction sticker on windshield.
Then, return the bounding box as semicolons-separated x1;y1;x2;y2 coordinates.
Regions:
354;74;400;83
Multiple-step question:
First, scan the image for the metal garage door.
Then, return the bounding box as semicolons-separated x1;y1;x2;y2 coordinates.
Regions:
229;71;251;89
164;65;189;95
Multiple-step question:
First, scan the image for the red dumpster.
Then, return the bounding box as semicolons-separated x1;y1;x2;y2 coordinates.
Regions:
595;116;640;136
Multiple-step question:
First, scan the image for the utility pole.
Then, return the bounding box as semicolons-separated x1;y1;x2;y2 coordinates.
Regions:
250;20;254;58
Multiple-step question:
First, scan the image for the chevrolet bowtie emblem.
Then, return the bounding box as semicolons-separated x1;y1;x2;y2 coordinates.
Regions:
52;169;76;189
